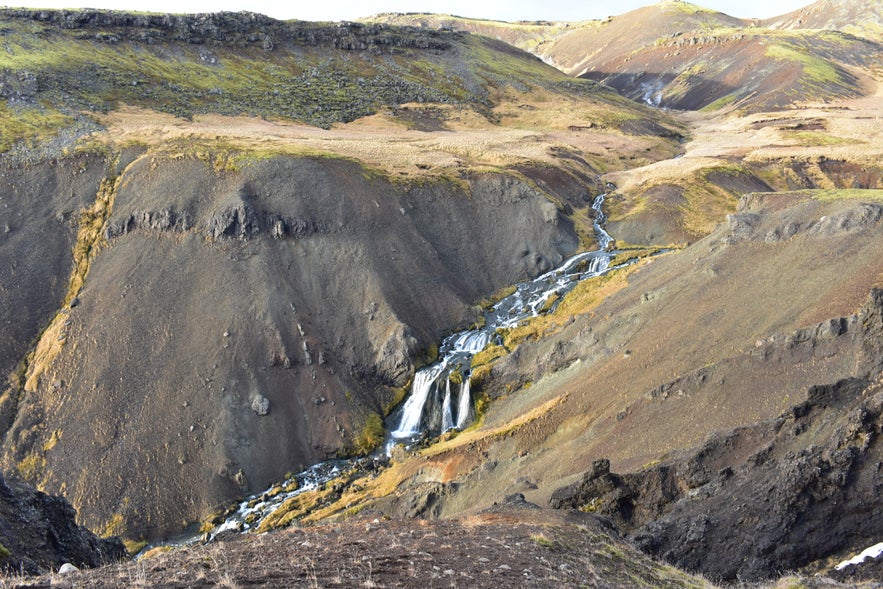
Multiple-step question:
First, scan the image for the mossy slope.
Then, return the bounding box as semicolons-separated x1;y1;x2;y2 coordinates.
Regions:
0;8;661;152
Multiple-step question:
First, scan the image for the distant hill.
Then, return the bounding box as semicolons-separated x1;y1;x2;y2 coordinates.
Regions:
765;0;883;41
372;1;882;113
576;27;879;112
364;12;577;54
532;1;745;76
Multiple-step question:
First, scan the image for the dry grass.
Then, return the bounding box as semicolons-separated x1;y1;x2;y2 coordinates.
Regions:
89;90;674;181
502;265;638;348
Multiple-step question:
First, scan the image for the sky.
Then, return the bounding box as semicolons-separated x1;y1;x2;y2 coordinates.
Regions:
0;0;813;22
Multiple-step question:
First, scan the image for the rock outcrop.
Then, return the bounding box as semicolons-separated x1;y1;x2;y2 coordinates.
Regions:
0;472;125;574
0;9;460;51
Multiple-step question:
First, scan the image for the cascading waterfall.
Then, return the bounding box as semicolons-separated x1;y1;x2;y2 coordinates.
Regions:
441;379;454;432
205;191;628;539
393;364;444;436
456;379;472;430
387;192;617;451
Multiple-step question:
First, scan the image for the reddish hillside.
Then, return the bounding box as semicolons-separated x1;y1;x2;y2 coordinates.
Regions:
375;2;882;113
578;28;879;112
533;1;744;76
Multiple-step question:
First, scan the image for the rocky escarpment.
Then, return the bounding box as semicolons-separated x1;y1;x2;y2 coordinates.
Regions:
550;292;883;582
1;9;460;51
0;150;583;542
0;8;475;131
0;472;125;574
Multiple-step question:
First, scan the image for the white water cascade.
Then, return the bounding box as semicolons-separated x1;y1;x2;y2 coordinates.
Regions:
387;193;618;450
456;379;472;430
441;379;454;432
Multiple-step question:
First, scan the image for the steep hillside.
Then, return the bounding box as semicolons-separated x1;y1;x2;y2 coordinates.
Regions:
578;28;879;113
227;69;883;580
266;187;883;582
0;9;684;544
534;1;744;77
556;1;881;114
3;4;883;586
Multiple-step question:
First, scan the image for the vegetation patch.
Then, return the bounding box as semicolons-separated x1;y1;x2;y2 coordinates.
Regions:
803;189;883;202
41;429;62;453
0;102;72;152
352;412;385;456
24;158;121;392
766;41;842;88
609;245;666;267
786;131;854;147
257;468;362;532
101;513;126;538
477;285;518;309
123;539;149;556
699;92;739;112
16;451;45;483
501;266;637;349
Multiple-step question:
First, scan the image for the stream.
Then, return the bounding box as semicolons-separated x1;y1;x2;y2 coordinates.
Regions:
201;192;620;541
385;192;614;450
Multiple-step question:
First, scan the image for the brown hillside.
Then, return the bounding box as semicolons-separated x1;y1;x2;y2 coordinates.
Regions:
374;3;881;114
578;29;879;112
364;12;576;54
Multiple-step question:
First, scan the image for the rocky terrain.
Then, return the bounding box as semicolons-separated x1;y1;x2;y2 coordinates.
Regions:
0;1;882;587
16;506;717;588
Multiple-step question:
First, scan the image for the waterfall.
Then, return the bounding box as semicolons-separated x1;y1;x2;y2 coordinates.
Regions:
207;191;630;538
392;364;444;437
387;192;619;451
456;379;471;430
441;378;454;432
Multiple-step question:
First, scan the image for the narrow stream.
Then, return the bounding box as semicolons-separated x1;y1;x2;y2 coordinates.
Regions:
200;192;620;541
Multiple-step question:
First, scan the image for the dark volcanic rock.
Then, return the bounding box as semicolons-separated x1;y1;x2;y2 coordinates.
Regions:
0;472;125;574
0;9;461;51
551;289;883;582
